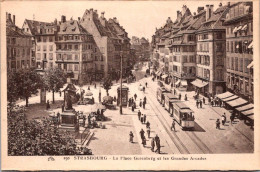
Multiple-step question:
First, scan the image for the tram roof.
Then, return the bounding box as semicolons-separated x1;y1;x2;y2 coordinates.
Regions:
174;102;190;109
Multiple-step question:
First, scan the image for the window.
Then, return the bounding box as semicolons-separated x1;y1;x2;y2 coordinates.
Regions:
239;58;243;72
75;54;79;60
231;42;233;53
58;36;63;41
216;43;223;52
67;54;72;60
101;65;104;71
43;45;47;51
49;53;53;60
231;57;234;70
49;36;53;42
74;45;78;50
203;34;208;39
227;57;230;69
100;56;104;61
235;57;238;71
49;62;53;68
68;64;73;71
188;35;195;41
36;53;41;60
183;56;187;63
68;45;72;50
216;32;222;39
49;45;53;51
74;64;79;71
63;54;67;60
57;54;62;60
37;45;41;51
43;37;47;42
75;36;78;40
226;41;229;52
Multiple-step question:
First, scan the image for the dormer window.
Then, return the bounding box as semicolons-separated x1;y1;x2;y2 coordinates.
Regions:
63;27;67;32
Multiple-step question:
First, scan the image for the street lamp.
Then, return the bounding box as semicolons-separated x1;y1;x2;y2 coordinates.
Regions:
120;51;123;115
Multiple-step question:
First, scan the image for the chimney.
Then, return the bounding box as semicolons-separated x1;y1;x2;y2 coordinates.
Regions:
94;10;97;13
182;5;187;15
8;13;11;21
219;3;222;7
101;12;105;19
54;18;57;25
113;17;118;23
206;5;213;21
13;15;15;25
61;15;66;23
193;12;196;15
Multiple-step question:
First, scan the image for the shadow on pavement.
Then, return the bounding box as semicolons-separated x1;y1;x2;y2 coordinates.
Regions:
189;122;206;132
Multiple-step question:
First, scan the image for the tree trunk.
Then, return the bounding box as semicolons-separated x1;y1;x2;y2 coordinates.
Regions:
25;97;29;107
106;90;109;96
52;89;55;104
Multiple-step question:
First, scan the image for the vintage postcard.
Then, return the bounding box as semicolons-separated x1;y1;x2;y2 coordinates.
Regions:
1;0;260;170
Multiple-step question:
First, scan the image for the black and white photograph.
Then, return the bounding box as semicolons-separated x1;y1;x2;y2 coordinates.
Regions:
1;0;259;170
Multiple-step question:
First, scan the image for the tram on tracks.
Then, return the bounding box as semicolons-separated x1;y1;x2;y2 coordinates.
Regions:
172;102;195;129
164;93;179;112
157;87;168;105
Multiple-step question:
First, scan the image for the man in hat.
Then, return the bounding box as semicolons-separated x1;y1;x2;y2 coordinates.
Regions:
129;131;134;143
138;110;141;120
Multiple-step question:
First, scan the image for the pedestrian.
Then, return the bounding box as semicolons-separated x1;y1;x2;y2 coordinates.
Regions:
59;91;62;97
151;138;155;152
88;86;90;90
143;114;146;124
128;99;131;107
200;100;202;108
144;96;147;104
61;103;64;112
208;96;211;104
140;129;145;140
146;127;151;138
219;100;222;107
114;96;116;102
184;94;187;101
145;82;148;88
222;113;226;125
46;100;50;110
129;131;134;143
203;97;205;104
146;121;150;128
155;137;161;154
138;110;141;120
155;134;159;144
142;136;146;147
143;86;145;93
196;100;199;108
94;83;96;89
141;114;144;124
216;119;220;129
143;101;146;109
230;114;234;125
211;100;214;107
132;104;134;112
134;94;137;100
92;97;95;104
179;93;181;100
139;99;142;107
171;120;176;131
134;101;136;109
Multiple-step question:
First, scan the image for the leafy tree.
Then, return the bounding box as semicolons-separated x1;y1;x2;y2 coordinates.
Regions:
9;68;42;107
103;76;112;96
43;67;66;104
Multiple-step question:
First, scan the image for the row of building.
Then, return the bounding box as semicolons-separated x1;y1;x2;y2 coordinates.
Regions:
130;36;151;62
151;2;253;103
6;9;134;84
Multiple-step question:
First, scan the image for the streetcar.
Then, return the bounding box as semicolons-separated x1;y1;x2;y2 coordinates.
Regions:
164;93;179;112
157;87;167;104
172;102;195;129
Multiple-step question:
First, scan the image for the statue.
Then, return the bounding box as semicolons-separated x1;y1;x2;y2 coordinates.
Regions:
65;93;73;110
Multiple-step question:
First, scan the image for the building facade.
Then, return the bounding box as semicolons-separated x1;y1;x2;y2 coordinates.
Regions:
7;13;33;71
224;2;253;102
131;36;150;62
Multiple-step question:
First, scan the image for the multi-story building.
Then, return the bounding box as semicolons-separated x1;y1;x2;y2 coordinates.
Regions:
194;3;229;96
131;36;150;62
80;9;131;79
224;2;253;102
22;19;57;70
6;13;33;71
55;16;96;84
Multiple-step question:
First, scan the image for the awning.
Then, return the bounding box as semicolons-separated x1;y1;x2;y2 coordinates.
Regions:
181;80;187;86
236;103;254;112
248;41;253;48
237;25;242;31
162;74;168;79
242;109;254;116
175;80;180;85
222;95;239;102
191;79;208;88
233;27;238;33
216;91;234;99
241;24;248;31
247;61;253;69
156;71;162;76
164;85;172;92
226;98;248;107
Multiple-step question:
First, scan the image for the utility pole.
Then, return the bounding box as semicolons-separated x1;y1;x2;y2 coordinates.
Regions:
120;52;123;115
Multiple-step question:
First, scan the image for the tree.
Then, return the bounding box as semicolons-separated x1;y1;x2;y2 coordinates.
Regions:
43;68;66;104
103;76;112;96
10;68;42;107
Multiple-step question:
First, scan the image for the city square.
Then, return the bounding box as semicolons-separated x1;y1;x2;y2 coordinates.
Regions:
5;1;254;156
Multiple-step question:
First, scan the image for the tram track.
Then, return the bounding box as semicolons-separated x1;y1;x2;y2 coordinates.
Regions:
139;78;213;154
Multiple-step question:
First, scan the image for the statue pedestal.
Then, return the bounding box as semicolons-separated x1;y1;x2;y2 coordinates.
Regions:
59;109;78;131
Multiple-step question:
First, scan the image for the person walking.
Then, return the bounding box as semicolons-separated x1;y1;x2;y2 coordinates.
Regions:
143;86;145;93
155;137;161;154
128;98;131;107
171;120;176;131
216;119;220;129
134;94;137;101
129;131;134;143
146;121;150;128
140;129;145;140
143;114;147;124
142;136;147;147
203;97;205;104
222;113;226;125
140;114;144;124
131;104;135;112
184;94;188;101
151;138;155;152
46;100;50;110
143;96;147;104
143;101;146;109
138;110;141;120
179;93;182;100
145;82;148;88
200;100;203;108
146;127;151;138
230;113;235;125
196;99;199;108
139;99;142;108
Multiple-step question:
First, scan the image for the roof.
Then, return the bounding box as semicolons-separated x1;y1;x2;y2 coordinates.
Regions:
174;102;189;109
235;103;254;112
6;26;32;37
59;20;90;35
25;19;54;35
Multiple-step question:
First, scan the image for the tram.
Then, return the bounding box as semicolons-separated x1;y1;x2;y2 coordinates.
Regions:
164;93;179;112
157;87;168;104
172;102;195;129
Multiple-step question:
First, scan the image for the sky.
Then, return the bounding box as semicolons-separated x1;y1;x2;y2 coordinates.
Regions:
2;1;226;41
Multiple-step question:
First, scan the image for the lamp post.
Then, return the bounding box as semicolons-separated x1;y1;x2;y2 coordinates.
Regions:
120;52;123;115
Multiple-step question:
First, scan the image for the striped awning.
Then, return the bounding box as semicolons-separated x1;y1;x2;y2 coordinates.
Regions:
247;61;253;69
